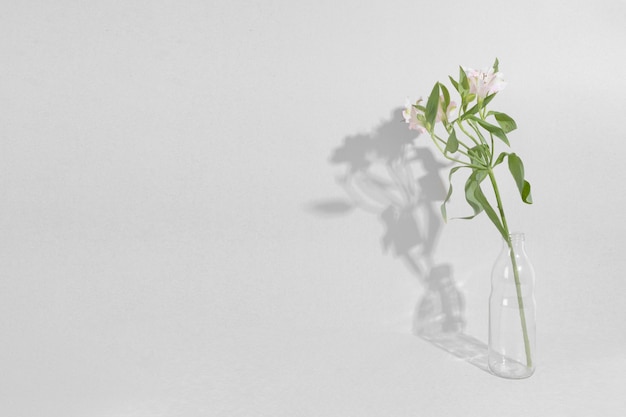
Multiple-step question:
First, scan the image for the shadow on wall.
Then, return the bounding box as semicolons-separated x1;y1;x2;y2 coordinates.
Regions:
309;108;490;374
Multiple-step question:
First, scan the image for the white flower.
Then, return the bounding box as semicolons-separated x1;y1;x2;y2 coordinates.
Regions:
403;97;427;134
437;96;457;122
464;66;506;99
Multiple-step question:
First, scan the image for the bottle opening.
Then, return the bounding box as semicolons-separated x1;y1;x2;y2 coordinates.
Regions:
508;232;525;242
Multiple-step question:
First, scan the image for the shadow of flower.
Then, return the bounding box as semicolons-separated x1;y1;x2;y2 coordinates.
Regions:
310;107;493;373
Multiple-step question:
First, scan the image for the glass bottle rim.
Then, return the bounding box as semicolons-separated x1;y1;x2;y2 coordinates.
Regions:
507;232;525;242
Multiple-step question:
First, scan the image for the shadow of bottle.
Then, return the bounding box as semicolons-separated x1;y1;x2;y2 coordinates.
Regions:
414;264;489;373
310;107;490;374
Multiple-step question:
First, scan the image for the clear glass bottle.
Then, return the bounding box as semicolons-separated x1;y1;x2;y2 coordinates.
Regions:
488;232;536;379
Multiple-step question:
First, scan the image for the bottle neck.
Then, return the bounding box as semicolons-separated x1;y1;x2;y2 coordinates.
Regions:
503;232;525;250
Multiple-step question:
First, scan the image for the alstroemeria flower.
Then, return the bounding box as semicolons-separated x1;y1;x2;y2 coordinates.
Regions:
437;96;457;123
464;66;506;99
403;97;427;134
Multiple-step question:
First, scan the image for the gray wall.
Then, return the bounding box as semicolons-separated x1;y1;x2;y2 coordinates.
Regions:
1;1;624;415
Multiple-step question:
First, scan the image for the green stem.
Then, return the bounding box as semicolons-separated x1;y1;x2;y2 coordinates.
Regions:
468;120;488;147
428;134;483;170
488;169;533;369
457;121;481;146
433;133;472;157
478;108;495;164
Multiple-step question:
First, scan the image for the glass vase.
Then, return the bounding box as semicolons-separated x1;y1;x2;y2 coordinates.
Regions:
488;232;536;379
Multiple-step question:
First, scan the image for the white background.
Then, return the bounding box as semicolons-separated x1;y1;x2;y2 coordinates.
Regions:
1;1;626;416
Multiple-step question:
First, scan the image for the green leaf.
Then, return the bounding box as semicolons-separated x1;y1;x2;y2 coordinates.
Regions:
445;129;459;153
440;166;463;222
488;111;517;133
507;153;533;204
464;100;481;116
464;93;496;116
441;167;507;240
461;170;488;219
467;115;510;146
468;144;490;167
482;93;496;108
440;82;450;109
493;57;499;72
459;66;469;93
448;76;459;93
457;169;506;239
473;181;507;239
425;83;440;129
493;152;509;167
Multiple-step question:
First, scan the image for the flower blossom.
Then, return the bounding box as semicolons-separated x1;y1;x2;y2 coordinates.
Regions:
403;97;427;134
437;96;457;123
464;66;506;99
404;96;456;133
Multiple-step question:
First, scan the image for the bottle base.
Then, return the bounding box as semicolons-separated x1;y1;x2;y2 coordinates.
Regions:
489;358;535;379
